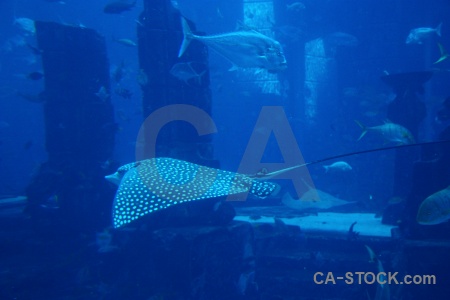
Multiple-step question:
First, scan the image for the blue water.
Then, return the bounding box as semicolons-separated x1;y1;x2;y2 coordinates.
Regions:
1;0;450;299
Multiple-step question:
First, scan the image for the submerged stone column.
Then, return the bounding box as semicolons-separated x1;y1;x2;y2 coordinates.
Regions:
26;22;116;233
239;0;282;96
382;71;431;198
137;0;216;166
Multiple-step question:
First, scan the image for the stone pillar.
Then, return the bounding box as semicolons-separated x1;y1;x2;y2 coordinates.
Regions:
239;0;282;96
26;22;116;233
137;0;216;166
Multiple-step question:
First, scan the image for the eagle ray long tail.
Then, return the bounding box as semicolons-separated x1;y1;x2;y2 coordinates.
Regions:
250;140;450;179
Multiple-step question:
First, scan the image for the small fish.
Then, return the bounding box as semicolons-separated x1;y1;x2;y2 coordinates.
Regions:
115;38;137;47
104;0;136;14
135;19;144;27
106;158;279;228
355;120;415;145
406;23;442;44
114;87;132;99
417;185;450;225
364;245;376;263
95;86;110;102
286;2;305;12
27;71;44;80
365;245;390;300
14;17;35;35
323;161;352;173
434;42;449;64
170;62;207;85
170;0;179;10
178;17;287;72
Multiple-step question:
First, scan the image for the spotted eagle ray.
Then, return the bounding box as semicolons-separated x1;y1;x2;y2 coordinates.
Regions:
106;158;279;228
106;140;450;229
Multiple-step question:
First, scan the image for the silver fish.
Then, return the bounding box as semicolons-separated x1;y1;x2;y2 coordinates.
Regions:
417;185;450;225
106;158;279;228
170;62;206;85
355;120;415;145
178;17;287;72
406;23;442;44
115;38;137;47
286;2;305;12
323;161;352;173
434;42;449;64
14;17;35;35
365;245;390;300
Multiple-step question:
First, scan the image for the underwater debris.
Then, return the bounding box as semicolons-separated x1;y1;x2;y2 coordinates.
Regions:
347;221;359;240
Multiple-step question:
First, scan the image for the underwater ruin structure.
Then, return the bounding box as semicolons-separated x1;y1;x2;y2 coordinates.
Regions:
137;0;216;167
25;22;116;233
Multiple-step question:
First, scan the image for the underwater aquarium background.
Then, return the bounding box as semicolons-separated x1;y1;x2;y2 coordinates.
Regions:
1;0;450;299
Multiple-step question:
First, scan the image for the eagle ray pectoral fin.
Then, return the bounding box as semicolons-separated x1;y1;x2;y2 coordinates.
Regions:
110;158;280;228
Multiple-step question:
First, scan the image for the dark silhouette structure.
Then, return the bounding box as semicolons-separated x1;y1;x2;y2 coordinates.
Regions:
25;22;116;234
